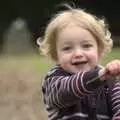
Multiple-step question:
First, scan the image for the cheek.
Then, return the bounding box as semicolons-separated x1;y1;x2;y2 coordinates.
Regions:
61;55;70;63
88;52;99;62
58;54;71;65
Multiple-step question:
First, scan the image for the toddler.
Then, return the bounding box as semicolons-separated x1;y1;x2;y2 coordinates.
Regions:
38;5;120;120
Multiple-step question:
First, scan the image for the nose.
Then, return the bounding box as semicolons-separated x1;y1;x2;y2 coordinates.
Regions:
73;48;84;58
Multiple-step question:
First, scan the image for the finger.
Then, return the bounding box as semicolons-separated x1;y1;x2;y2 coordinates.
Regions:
106;62;118;75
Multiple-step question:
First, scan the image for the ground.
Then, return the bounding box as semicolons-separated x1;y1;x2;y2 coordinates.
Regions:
0;55;48;120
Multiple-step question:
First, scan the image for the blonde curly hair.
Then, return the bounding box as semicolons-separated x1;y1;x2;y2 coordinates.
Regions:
37;5;113;61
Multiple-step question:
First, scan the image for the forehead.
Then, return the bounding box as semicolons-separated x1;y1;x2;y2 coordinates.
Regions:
57;24;96;44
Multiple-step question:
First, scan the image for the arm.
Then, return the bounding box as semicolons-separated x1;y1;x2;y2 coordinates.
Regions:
42;66;104;109
110;82;120;120
100;59;120;120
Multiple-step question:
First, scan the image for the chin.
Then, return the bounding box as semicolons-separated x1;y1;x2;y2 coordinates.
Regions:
67;67;91;74
76;68;90;73
71;69;84;74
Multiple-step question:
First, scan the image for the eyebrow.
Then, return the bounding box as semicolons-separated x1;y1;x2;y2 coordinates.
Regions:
62;39;93;45
62;41;72;45
82;39;92;42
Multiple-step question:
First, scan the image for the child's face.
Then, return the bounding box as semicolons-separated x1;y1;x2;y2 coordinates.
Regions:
56;25;99;73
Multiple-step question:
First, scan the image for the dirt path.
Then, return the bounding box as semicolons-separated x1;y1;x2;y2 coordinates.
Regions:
0;57;47;120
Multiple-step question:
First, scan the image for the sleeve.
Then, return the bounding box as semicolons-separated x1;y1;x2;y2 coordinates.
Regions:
110;82;120;120
42;67;104;109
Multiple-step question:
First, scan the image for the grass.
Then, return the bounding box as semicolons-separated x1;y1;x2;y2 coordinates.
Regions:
33;55;54;74
100;48;120;65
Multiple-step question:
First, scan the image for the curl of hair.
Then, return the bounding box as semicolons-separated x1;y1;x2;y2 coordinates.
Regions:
38;4;113;61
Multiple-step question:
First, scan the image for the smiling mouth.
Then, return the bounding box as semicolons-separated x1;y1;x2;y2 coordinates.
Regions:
72;61;88;65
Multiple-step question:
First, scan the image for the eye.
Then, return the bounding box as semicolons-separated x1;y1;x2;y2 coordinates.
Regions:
83;44;93;48
62;46;72;51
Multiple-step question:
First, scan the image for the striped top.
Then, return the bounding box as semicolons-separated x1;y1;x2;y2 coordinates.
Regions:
42;65;120;120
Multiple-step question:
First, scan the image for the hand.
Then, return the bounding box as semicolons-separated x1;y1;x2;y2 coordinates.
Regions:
105;59;120;76
99;59;120;81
